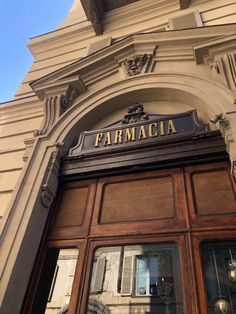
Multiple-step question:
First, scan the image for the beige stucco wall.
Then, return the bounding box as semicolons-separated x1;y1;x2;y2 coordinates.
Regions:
0;3;236;311
0;0;236;223
14;0;236;99
0;96;43;219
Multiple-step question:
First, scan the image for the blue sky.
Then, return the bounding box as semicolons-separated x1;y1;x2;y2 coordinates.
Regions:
0;0;75;104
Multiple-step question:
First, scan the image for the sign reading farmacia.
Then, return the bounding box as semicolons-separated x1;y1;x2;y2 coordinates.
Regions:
69;104;209;158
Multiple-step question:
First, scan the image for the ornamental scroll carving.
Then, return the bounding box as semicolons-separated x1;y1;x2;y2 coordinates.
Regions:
40;143;63;208
123;54;148;76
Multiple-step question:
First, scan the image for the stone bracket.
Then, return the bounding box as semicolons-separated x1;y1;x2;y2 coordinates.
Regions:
40;143;64;208
34;82;83;136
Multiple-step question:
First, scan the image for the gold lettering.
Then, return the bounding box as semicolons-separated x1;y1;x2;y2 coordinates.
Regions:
149;123;158;137
159;121;165;136
138;125;147;140
95;133;103;147
114;129;123;144
103;132;112;146
125;127;136;142
167;120;177;134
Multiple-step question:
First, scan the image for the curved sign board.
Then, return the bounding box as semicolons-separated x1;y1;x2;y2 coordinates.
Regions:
69;108;209;159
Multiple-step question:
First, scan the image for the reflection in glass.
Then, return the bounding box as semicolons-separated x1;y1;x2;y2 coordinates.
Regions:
32;248;79;314
202;242;236;314
87;244;184;313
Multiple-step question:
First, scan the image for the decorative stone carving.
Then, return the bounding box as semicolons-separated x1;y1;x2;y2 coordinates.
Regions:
34;85;80;137
212;53;236;92
124;54;148;76
34;96;60;136
40;143;64;208
210;59;220;74
210;113;228;126
60;84;80;109
40;185;55;208
122;103;149;124
194;37;236;92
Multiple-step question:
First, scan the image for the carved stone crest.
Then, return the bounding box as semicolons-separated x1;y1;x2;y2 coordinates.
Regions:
124;54;148;76
122;103;149;124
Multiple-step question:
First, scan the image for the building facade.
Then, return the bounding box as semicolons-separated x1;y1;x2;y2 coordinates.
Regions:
1;0;236;313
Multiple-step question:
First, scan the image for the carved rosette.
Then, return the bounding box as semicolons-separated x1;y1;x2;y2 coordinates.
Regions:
40;143;64;208
123;54;148;76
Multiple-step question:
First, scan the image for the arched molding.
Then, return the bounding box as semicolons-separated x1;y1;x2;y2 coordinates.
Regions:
43;72;235;151
0;72;236;313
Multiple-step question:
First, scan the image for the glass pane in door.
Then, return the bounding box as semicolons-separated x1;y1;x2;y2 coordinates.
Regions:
32;248;79;314
202;241;236;314
87;244;184;314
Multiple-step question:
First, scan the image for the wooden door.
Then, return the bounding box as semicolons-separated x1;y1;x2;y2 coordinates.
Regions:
22;161;236;314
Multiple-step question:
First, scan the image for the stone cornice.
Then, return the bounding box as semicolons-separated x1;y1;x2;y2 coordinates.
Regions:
81;0;191;35
194;34;236;65
30;25;236;96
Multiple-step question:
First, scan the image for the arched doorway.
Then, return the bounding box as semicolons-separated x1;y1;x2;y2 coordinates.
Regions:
21;100;236;314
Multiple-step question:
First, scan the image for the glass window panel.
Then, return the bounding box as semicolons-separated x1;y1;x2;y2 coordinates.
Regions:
87;244;184;314
32;248;79;314
201;241;236;314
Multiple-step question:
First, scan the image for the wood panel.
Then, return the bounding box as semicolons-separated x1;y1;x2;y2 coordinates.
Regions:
48;180;97;240
191;169;236;215
90;168;187;237
185;162;236;230
55;186;88;227
100;176;174;223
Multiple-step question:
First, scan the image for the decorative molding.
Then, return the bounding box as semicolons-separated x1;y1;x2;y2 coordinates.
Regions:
194;35;236;65
211;53;236;92
60;84;80;109
23;138;36;162
34;96;60;136
219;115;230;130
34;84;80;136
210;113;231;153
40;185;55;208
122;103;149;124
123;54;148;76
210;113;229;126
194;35;236;92
40;143;64;208
28;28;236;102
80;1;190;34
